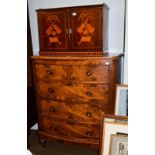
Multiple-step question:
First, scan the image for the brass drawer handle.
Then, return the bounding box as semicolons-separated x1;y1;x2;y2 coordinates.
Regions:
48;88;54;93
86;112;92;117
86;71;92;76
47;70;53;75
86;91;92;96
49;107;56;112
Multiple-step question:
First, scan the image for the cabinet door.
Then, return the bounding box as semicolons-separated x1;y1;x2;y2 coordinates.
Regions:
69;7;103;51
38;10;68;51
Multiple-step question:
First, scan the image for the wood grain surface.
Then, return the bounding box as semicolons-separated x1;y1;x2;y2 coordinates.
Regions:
32;54;121;148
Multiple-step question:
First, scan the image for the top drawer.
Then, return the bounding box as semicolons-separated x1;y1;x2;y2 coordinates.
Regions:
69;59;111;82
33;59;112;82
34;63;66;81
70;65;109;82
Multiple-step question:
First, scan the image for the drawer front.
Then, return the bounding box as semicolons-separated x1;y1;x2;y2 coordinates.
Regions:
38;99;108;122
34;64;66;81
37;82;109;102
70;65;109;82
39;117;100;139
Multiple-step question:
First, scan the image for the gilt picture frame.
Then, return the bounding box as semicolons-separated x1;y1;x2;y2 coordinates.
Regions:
99;115;128;155
115;84;128;116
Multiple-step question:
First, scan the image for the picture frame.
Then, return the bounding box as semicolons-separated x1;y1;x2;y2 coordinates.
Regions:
115;84;128;116
109;134;128;155
99;115;128;155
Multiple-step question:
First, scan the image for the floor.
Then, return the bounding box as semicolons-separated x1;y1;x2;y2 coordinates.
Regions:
28;130;98;155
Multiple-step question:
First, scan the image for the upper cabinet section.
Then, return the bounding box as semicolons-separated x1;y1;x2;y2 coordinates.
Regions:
37;4;109;56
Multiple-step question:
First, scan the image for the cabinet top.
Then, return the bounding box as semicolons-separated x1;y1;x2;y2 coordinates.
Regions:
36;4;109;12
31;53;123;60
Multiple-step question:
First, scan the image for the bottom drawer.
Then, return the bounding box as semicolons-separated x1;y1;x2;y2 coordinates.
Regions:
39;117;100;140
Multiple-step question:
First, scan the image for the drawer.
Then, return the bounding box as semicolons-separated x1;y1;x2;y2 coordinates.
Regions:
37;82;109;102
34;64;66;81
39;117;100;139
38;99;108;123
70;65;109;82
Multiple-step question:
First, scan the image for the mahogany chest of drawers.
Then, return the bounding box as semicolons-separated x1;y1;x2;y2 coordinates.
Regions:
31;54;122;148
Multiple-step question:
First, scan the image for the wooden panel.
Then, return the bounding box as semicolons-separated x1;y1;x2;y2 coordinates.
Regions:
69;59;112;65
37;82;109;102
31;54;122;147
70;65;109;82
38;10;68;51
70;6;103;51
38;99;108;123
34;64;66;81
39;117;100;140
33;59;69;65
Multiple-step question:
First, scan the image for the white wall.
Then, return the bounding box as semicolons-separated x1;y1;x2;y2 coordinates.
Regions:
28;0;125;55
123;0;128;84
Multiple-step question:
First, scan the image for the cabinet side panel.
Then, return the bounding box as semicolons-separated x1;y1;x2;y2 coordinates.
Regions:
103;6;109;52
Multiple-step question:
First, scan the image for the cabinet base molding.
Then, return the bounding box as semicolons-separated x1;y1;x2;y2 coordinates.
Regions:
39;51;106;56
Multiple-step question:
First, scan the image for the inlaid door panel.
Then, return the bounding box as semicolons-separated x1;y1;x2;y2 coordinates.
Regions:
38;10;68;51
69;7;102;51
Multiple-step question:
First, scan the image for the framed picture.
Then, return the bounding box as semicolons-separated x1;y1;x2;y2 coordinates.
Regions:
115;84;128;116
100;115;128;155
109;134;128;155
